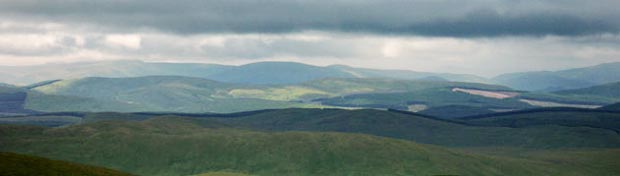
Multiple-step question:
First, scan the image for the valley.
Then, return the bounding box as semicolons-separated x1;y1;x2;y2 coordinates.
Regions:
2;1;619;175
0;61;619;176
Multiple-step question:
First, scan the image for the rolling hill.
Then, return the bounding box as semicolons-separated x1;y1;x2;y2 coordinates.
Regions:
0;60;491;85
1;116;618;176
315;87;533;112
6;108;619;148
0;86;38;116
27;76;320;113
601;102;620;111
205;108;620;148
0;75;608;115
554;82;620;101
204;62;355;84
0;152;132;176
459;107;620;133
0;60;232;86
22;76;515;113
493;62;620;91
418;105;497;119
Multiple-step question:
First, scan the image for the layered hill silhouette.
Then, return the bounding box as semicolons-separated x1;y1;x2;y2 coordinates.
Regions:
0;60;490;85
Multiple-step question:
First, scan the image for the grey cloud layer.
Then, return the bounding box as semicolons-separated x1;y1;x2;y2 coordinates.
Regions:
1;0;618;37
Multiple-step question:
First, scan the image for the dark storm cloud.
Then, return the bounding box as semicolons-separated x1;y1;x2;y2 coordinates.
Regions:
0;0;618;37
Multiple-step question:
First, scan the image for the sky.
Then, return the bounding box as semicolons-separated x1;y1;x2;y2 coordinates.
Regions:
0;0;619;77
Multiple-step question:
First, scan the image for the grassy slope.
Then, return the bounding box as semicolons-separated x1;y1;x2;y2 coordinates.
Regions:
28;76;319;113
460;110;620;132
316;88;532;110
204;108;620;148
457;147;620;176
0;118;612;176
418;105;496;119
26;76;515;113
553;82;620;102
5;108;620;148
0;152;133;176
303;78;510;94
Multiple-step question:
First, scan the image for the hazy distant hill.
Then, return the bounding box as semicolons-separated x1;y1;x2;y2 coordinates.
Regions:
326;64;493;83
205;62;355;84
0;152;132;176
0;86;38;115
0;60;490;85
493;62;620;91
28;76;315;113
0;60;232;85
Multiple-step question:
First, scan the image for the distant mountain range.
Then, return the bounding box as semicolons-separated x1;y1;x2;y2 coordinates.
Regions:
3;60;619;91
0;60;491;85
493;62;620;91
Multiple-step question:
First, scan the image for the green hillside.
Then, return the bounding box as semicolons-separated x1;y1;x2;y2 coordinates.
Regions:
0;152;132;176
553;82;620;102
326;65;492;83
205;108;620;148
1;118;616;176
0;60;232;86
316;88;532;110
28;76;320;113
460;108;620;132
10;75;608;115
24;76;514;113
5;108;619;148
418;105;496;118
302;78;510;95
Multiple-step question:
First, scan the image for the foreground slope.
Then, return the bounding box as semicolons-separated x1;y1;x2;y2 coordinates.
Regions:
0;152;132;176
0;118;612;176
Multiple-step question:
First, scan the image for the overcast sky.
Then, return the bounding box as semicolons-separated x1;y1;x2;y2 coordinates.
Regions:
1;0;619;76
